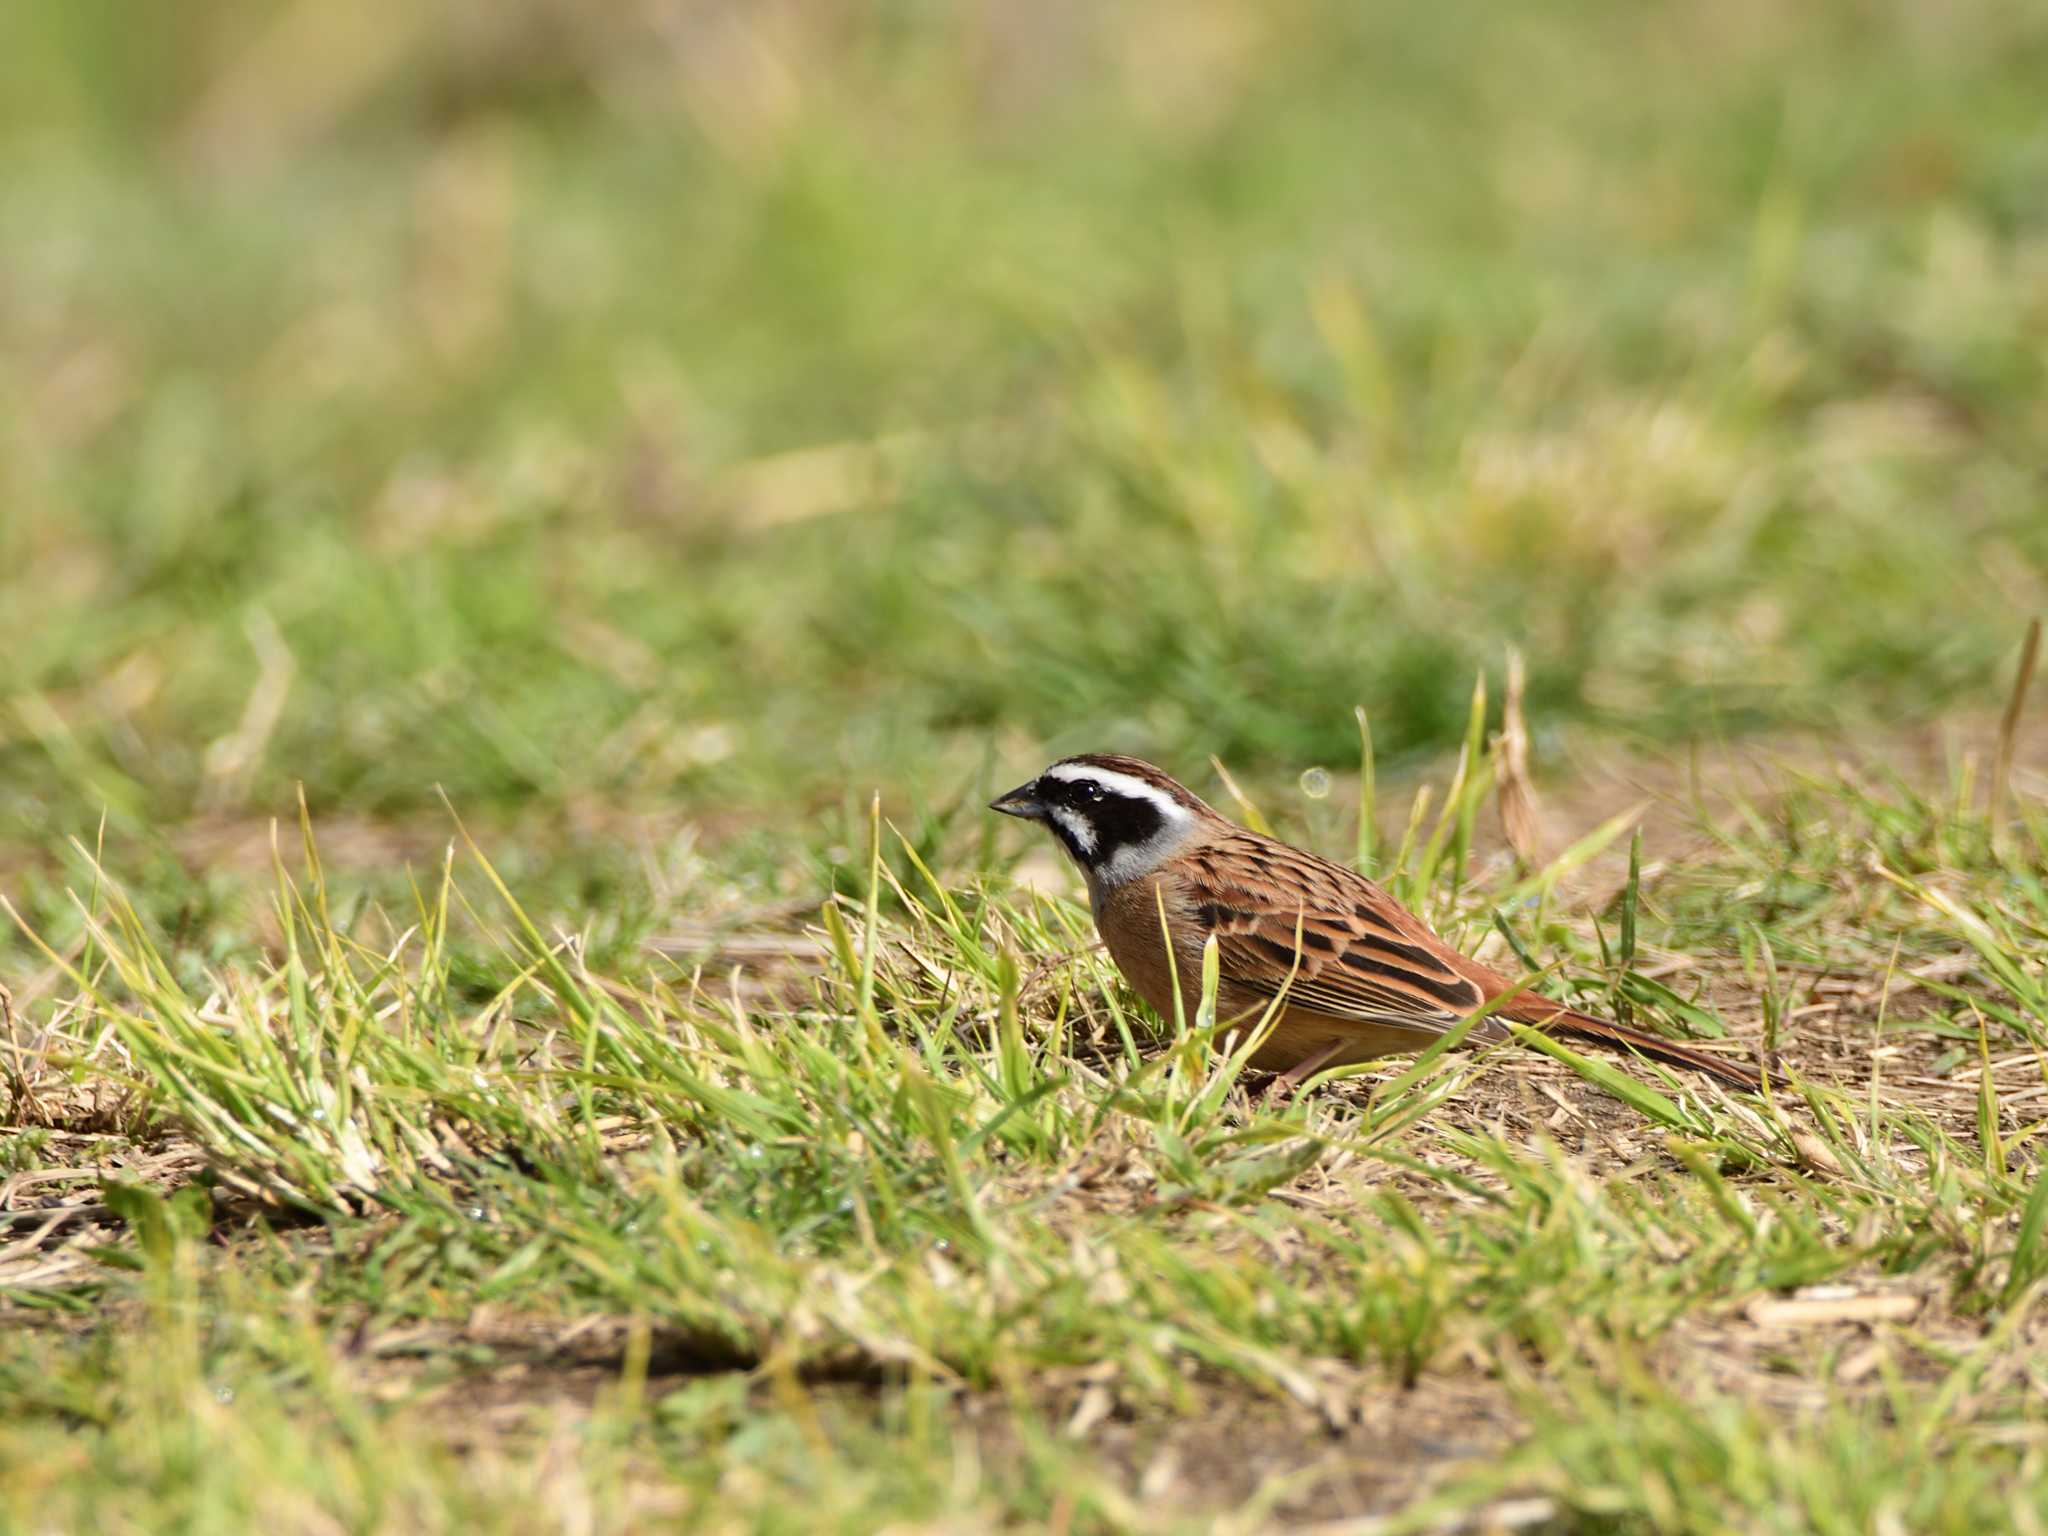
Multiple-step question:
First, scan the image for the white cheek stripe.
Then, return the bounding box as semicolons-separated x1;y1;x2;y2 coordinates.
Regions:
1048;807;1096;854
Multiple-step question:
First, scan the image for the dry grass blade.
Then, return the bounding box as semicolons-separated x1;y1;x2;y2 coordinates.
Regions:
1494;645;1543;868
1989;615;2041;851
1209;755;1274;836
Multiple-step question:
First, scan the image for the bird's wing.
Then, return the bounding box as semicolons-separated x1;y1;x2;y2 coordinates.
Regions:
1183;830;1499;1035
1182;827;1758;1088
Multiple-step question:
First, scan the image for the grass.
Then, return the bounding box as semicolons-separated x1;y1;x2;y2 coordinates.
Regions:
6;732;2047;1530
4;1;2047;851
4;0;2048;1529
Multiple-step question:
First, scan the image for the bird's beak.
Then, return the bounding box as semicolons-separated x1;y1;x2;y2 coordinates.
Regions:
988;780;1046;821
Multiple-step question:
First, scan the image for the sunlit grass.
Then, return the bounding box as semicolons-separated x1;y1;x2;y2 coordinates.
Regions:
7;733;2047;1529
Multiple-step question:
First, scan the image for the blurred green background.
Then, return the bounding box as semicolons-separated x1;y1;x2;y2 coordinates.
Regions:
3;0;2045;868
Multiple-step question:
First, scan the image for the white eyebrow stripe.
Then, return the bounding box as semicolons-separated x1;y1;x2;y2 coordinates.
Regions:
1044;763;1188;818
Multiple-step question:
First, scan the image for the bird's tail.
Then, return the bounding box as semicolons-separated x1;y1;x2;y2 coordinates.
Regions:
1511;1000;1761;1091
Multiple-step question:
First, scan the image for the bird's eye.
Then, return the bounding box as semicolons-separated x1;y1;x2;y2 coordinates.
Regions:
1083;782;1105;803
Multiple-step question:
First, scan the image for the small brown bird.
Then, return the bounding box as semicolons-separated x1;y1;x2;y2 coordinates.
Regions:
992;754;1758;1093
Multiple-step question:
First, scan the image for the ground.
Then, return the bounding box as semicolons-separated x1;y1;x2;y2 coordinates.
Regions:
4;2;2048;1531
5;719;2046;1531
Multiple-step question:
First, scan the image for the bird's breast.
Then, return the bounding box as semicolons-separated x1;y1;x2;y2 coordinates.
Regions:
1093;873;1214;1021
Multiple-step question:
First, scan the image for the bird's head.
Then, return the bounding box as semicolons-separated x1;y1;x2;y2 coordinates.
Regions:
989;754;1212;887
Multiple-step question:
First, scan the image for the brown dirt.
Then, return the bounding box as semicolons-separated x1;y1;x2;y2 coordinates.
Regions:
327;1313;1538;1527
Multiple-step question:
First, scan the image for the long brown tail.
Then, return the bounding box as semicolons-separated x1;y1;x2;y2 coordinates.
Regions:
1512;1001;1761;1091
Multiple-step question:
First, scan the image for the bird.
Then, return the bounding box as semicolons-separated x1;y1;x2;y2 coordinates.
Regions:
990;753;1759;1094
